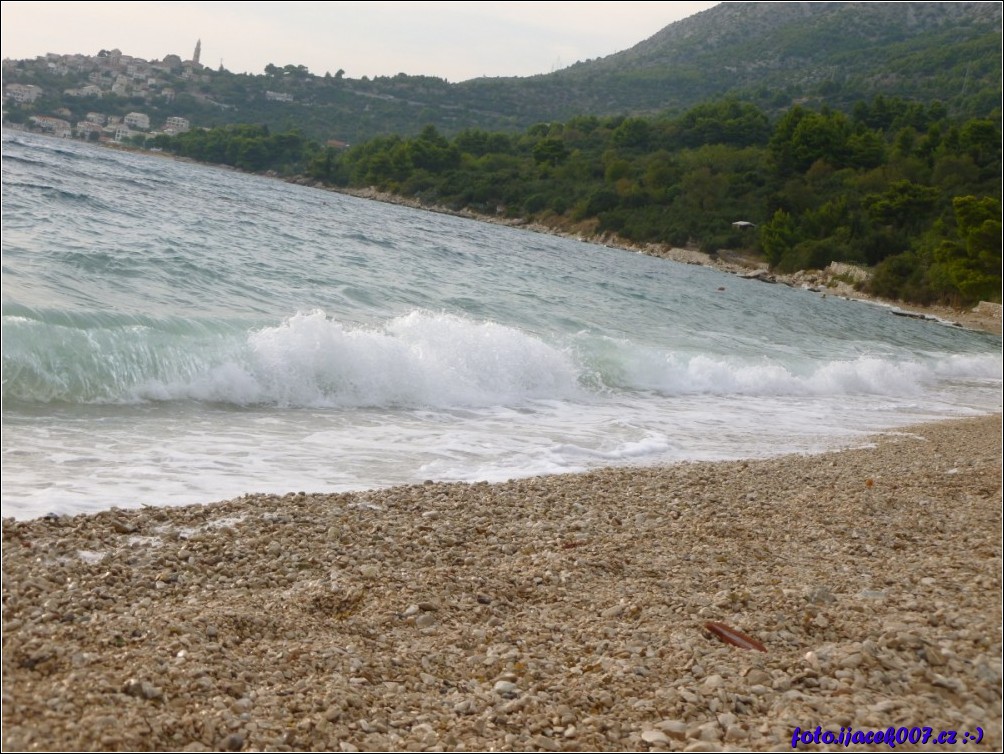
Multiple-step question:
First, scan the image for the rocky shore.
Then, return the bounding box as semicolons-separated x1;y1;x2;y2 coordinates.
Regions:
307;183;1002;336
3;414;1001;751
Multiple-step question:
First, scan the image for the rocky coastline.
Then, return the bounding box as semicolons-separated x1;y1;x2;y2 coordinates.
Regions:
298;181;1001;336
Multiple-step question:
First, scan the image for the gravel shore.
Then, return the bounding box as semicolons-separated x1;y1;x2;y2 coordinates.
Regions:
3;414;1001;752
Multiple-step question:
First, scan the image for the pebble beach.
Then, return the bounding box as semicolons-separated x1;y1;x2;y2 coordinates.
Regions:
2;413;1001;751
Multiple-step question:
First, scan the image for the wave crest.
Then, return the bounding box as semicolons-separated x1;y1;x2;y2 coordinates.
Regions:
3;309;999;408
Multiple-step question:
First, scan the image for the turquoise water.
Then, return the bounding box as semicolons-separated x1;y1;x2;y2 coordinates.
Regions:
2;131;1000;519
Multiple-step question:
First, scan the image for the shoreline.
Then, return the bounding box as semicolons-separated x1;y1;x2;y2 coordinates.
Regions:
7;128;1001;334
3;413;1001;751
295;181;1003;336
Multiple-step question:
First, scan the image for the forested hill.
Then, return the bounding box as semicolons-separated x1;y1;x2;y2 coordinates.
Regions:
473;1;1002;121
4;2;1000;143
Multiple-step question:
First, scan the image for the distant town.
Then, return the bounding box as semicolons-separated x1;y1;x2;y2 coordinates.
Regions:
3;41;214;143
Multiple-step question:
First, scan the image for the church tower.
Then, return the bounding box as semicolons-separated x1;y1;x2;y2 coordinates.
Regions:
193;39;202;66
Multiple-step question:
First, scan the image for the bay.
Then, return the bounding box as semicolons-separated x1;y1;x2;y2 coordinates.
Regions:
2;131;1000;519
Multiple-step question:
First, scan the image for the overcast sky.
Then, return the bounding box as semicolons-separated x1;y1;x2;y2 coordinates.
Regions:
2;1;718;82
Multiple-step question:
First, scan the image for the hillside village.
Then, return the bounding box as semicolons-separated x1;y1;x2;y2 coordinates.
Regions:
3;41;213;143
4;2;999;148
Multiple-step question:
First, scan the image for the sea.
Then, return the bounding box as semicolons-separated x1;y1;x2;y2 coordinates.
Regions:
2;130;1001;520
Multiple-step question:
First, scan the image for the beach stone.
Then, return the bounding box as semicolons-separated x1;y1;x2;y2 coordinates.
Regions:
716;713;737;729
493;681;519;698
858;589;887;600
840;652;863;669
111;520;137;534
745;669;771;686
219;733;244;751
724;725;747;742
686;721;721;742
684;742;722;752
122;678;162;700
532;734;560;751
771;674;792;691
806;586;836;604
501;697;527;714
656;720;688;740
642;729;671;745
922;645;946;666
231;697;253;713
700;674;724;693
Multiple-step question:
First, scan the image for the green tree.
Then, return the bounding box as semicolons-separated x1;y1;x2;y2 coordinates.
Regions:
760;209;796;267
929;196;1002;304
533;137;568;166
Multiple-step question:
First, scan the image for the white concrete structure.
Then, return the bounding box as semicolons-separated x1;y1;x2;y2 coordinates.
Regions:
124;112;150;130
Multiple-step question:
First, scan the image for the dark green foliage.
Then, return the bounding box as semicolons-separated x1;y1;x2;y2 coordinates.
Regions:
672;100;772;149
870;251;936;304
155;124;316;174
760;209;796;268
533;138;569;166
928;196;1003;304
149;93;1002;308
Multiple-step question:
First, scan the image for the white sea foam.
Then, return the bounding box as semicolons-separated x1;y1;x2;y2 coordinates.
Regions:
135;309;583;407
5;306;1000;411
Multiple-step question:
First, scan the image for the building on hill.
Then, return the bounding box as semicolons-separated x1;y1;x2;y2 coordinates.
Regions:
65;84;103;98
30;116;72;137
5;84;43;103
124;112;150;130
75;121;105;140
164;116;190;134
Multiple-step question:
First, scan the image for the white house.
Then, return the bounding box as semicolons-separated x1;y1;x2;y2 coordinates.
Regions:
111;76;130;96
164;116;190;134
30;116;72;138
64;84;103;98
75;121;105;139
5;84;43;103
124;112;150;130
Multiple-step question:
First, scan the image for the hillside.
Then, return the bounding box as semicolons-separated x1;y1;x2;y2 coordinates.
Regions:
3;2;1000;143
456;2;1002;125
